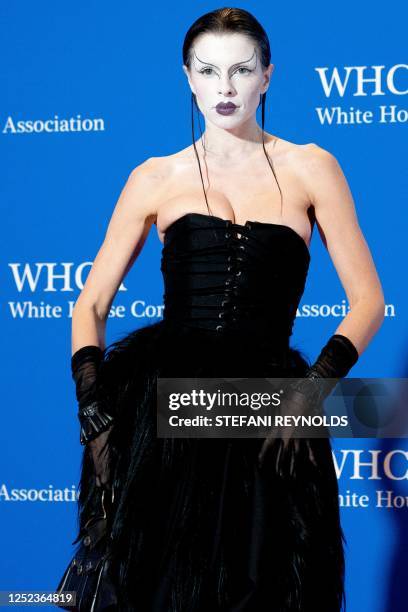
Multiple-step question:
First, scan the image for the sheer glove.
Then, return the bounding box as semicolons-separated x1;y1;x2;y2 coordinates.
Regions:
258;334;359;474
71;345;114;487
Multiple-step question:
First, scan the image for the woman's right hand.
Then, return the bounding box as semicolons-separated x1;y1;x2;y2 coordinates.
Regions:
71;345;115;488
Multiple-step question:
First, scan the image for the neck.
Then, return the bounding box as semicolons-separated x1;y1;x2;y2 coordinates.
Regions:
199;116;270;160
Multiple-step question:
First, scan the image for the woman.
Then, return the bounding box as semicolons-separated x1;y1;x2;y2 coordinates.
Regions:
64;8;384;612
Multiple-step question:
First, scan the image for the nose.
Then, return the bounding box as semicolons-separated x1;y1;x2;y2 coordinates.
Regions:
218;74;235;97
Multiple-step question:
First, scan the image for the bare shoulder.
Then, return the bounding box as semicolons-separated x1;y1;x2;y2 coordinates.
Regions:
134;147;195;181
139;147;199;195
151;144;198;172
124;149;197;222
287;142;347;206
263;136;328;169
128;155;170;190
263;137;341;197
274;139;335;168
296;141;339;169
123;155;175;218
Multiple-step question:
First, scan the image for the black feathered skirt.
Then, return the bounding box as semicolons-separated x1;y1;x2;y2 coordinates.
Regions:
75;320;345;612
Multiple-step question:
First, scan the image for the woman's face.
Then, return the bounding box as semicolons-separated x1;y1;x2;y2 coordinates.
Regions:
183;32;274;129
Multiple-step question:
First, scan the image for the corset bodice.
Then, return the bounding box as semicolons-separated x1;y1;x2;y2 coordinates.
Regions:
160;212;310;347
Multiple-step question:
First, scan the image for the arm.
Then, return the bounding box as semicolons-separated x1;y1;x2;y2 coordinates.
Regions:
258;145;386;470
302;144;385;354
70;157;165;459
72;156;163;354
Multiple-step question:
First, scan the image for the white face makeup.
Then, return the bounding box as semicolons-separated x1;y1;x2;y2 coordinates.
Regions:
184;32;273;129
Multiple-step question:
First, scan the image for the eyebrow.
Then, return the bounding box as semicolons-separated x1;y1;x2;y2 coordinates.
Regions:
193;48;256;70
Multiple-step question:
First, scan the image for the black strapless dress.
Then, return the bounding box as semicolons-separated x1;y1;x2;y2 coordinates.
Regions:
76;212;345;611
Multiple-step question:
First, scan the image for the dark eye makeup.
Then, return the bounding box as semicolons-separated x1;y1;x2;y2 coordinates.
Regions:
198;66;253;76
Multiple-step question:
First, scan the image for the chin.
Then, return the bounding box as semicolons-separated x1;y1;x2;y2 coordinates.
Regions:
208;114;246;129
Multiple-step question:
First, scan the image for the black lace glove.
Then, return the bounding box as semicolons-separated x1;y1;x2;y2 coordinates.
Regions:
258;334;359;474
71;345;114;487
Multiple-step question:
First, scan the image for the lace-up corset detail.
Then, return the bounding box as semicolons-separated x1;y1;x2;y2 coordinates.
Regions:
160;213;310;345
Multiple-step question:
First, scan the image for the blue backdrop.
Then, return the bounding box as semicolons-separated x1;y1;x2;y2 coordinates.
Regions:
2;1;407;610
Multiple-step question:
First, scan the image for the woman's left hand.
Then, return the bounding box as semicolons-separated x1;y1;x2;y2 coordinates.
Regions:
257;387;319;476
